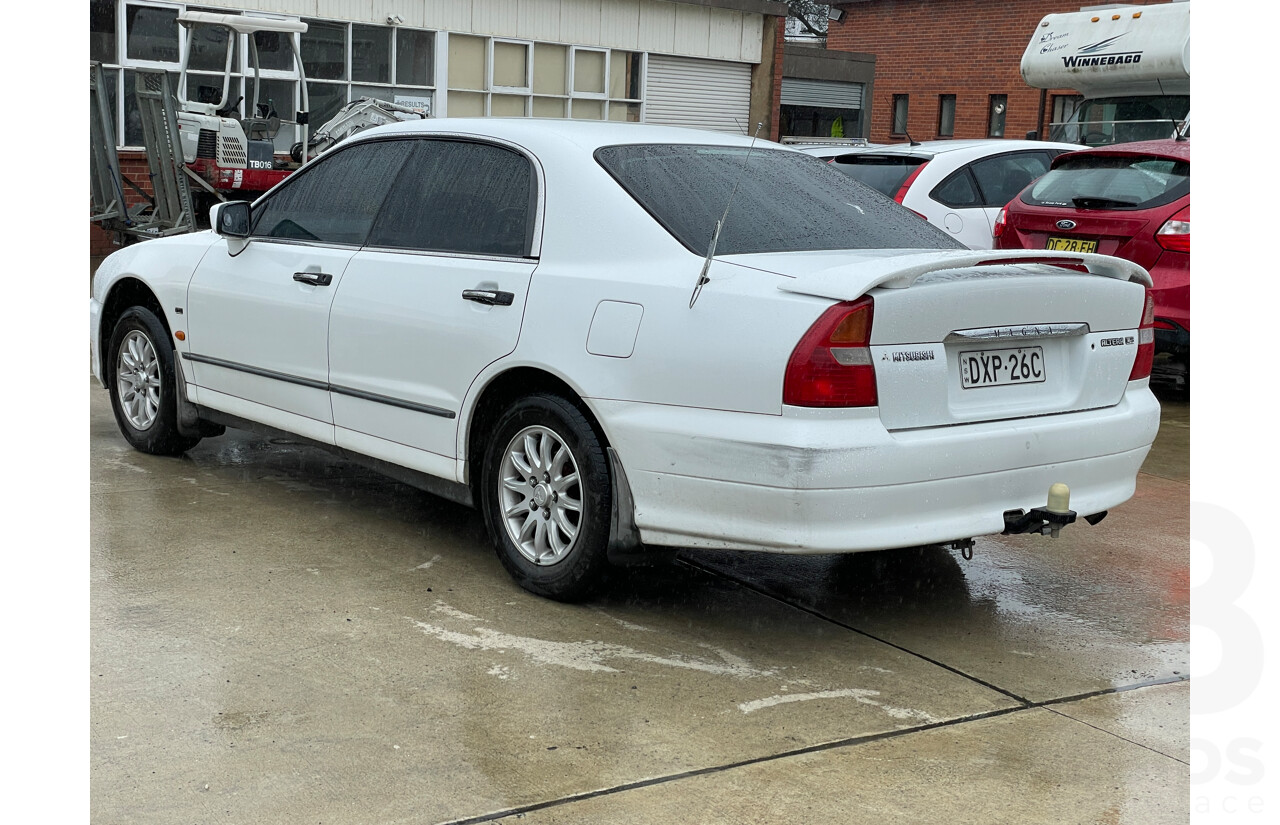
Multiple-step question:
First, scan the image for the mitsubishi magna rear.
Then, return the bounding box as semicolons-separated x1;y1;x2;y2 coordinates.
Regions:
90;119;1161;600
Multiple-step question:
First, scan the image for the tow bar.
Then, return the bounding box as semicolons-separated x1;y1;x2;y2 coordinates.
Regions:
1001;483;1105;538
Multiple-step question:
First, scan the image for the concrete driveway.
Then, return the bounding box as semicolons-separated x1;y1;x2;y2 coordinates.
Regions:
90;380;1189;824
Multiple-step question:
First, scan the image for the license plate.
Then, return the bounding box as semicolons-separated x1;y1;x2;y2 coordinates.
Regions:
959;347;1046;389
1046;236;1097;253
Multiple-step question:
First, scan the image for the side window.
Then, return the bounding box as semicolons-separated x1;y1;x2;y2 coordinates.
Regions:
969;152;1052;207
251;140;415;244
930;169;981;208
367;139;535;257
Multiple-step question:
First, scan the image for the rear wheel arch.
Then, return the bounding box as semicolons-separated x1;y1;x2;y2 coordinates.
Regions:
464;367;611;493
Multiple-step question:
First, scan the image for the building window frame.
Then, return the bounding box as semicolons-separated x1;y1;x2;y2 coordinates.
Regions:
987;94;1008;138
937;94;956;138
891;94;908;135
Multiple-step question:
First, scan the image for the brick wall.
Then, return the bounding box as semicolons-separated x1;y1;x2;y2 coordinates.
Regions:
91;151;153;258
828;0;1168;144
771;19;785;141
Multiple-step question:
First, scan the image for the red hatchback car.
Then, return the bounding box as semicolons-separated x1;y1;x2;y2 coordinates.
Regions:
994;139;1190;378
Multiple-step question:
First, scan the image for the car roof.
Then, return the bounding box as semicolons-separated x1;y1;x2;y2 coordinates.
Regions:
1055;139;1191;164
347;117;781;154
813;138;1084;161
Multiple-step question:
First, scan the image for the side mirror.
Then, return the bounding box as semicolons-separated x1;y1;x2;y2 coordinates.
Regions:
211;200;251;238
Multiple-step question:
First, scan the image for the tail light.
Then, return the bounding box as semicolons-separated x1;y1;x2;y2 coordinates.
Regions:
993;205;1009;239
784;297;878;407
893;163;929;204
1156;205;1190;252
1129;290;1156;381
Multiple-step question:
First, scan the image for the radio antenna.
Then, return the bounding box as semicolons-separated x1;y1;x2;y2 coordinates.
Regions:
690;121;764;309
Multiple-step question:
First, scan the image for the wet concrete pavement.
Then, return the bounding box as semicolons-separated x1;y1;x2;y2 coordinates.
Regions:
90;380;1190;824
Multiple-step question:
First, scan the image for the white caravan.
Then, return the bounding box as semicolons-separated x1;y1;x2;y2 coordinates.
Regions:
1021;2;1190;145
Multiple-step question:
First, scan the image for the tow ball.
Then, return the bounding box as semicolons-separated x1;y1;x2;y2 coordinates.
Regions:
1002;483;1106;538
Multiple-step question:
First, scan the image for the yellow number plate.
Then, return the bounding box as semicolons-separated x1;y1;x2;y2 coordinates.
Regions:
1046;236;1097;253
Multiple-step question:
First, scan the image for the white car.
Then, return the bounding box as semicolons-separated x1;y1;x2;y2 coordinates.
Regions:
90;119;1160;600
798;139;1082;249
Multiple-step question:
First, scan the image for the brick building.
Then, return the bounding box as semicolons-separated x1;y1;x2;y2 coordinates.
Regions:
827;0;1175;144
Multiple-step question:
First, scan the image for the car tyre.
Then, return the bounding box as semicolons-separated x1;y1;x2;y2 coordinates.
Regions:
107;306;202;456
480;394;612;601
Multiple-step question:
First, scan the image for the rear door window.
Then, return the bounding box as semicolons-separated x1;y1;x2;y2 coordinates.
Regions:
366;139;536;257
826;154;929;197
1024;154;1190;210
596;144;959;255
967;151;1054;207
929;169;981;208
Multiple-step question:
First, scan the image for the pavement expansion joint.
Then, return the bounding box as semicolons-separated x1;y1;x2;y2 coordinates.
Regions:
431;676;1190;825
675;556;1036;707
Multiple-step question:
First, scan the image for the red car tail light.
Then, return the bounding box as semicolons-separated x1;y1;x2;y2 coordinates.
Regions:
784;297;878;407
1156;205;1190;252
993;205;1009;239
893;163;929;204
1129;290;1156;381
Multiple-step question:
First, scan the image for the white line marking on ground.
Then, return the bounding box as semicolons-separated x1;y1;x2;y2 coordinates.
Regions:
738;688;939;723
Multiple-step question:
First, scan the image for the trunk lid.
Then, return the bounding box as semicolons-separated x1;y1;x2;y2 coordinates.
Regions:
723;249;1151;430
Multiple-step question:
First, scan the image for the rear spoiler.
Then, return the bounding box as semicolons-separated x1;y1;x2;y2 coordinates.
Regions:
778;250;1151;303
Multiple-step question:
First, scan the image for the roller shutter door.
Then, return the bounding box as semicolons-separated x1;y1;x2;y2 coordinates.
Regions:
780;78;863;110
644;54;751;135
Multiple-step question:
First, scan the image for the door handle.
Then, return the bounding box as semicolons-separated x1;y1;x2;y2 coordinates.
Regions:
462;289;515;306
293;271;333;287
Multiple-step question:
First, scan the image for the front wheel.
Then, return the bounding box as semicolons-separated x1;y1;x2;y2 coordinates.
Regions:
480;394;612;600
107;306;202;456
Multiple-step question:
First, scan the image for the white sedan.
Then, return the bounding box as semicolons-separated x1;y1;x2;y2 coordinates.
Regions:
799;139;1082;249
90;119;1160;600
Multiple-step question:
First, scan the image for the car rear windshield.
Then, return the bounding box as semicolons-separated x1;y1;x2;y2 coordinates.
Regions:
1022;154;1189;211
595;145;958;256
825;155;928;197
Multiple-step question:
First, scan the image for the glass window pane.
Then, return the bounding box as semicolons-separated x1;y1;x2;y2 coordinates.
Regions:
306;81;348;129
533;43;566;96
891;95;908;134
491;94;526;116
186;71;236;109
188;23;236;73
532;96;565;118
971;153;1051;207
368;140;534;257
448;35;486;91
126;5;179;63
91;0;118;64
571;99;603;120
493;41;528;89
351;84;393;103
597;145;959;255
448;91;485;117
573;50;605;95
930;170;979;208
608;102;640;122
252;78;296;153
395;29;434;86
609;51;640;100
252;29;294;73
352;24;391;83
302;19;346;81
392;88;433;115
988;95;1007;138
251;139;415;244
938;94;955;137
123;69;180;146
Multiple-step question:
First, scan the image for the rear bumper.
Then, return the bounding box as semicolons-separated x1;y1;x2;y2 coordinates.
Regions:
594;386;1159;553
